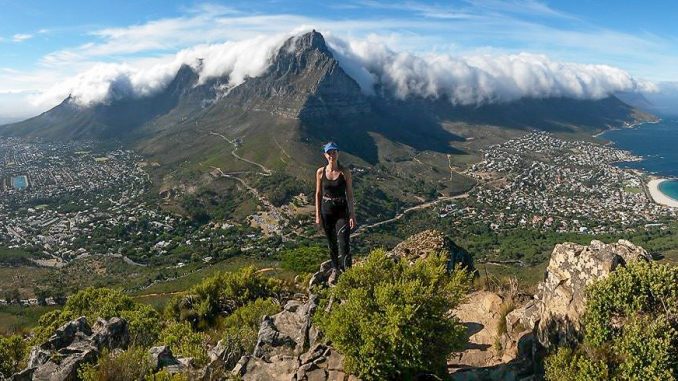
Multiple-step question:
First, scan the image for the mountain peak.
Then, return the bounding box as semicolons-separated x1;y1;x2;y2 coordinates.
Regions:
285;29;329;54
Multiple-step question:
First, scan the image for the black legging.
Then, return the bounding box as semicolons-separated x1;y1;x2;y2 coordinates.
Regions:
321;199;351;271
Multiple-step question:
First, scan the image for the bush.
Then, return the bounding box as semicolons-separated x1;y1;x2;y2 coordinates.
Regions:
315;249;472;380
0;335;26;378
158;321;209;367
33;288;161;347
79;347;154;381
165;267;283;330
544;261;678;380
278;246;328;273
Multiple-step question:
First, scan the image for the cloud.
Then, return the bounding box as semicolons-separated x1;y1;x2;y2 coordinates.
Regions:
33;32;297;107
12;33;33;42
33;30;655;110
327;35;656;104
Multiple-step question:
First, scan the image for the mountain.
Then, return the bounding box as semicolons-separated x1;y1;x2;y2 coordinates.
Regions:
0;31;657;221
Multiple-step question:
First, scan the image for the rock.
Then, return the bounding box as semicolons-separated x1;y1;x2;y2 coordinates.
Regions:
309;260;334;288
42;316;91;350
27;347;51;368
504;301;539;341
448;291;505;370
9;368;34;381
390;229;475;273
32;346;98;381
91;317;129;351
15;316;131;381
237;260;361;381
149;346;180;371
535;239;651;348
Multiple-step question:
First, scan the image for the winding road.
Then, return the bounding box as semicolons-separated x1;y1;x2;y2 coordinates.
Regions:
353;186;474;237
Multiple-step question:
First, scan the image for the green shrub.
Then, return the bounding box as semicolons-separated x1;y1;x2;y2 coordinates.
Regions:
33;288;161;347
278;246;328;274
544;261;678;380
218;298;281;369
79;347;153;381
158;321;209;367
545;347;609;381
315;249;472;380
0;335;27;378
165;266;283;330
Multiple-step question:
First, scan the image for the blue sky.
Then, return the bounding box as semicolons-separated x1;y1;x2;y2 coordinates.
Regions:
1;0;677;120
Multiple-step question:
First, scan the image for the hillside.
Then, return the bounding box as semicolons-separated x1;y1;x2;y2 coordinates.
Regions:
0;31;656;224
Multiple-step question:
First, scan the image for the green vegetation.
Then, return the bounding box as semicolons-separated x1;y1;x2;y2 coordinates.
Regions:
276;245;327;273
358;206;678;266
0;246;40;266
79;347;155;381
0;335;26;378
315;249;472;380
544;261;678;380
33;288;161;347
165;266;283;330
0;305;58;336
254;172;310;207
158;321;209;366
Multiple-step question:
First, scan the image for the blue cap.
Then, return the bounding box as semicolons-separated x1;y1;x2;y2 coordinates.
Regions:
323;142;339;153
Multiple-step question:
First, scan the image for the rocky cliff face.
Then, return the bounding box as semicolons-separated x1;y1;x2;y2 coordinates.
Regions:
222;30;371;120
534;239;651;349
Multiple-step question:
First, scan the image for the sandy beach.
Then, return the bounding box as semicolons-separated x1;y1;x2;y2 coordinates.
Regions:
648;179;678;208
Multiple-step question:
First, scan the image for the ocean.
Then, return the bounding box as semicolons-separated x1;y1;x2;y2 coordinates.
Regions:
601;119;678;201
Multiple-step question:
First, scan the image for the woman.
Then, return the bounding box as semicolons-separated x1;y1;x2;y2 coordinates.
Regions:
315;142;357;275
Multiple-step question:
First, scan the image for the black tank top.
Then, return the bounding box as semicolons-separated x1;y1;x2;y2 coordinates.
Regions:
321;166;346;198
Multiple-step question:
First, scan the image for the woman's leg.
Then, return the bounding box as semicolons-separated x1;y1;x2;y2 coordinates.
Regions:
321;212;340;270
336;216;351;270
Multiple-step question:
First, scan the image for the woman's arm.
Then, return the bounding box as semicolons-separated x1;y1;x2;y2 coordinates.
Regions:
315;167;323;224
344;169;357;229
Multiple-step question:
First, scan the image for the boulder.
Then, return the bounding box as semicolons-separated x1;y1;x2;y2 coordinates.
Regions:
13;317;131;381
390;229;475;273
534;239;651;348
41;316;91;351
235;259;362;381
309;260;334;288
91;317;129;350
149;346;180;371
448;291;505;371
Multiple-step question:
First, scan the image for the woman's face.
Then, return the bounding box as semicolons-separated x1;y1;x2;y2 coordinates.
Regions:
324;149;338;163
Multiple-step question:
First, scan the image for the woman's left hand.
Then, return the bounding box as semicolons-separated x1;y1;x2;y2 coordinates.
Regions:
349;216;357;230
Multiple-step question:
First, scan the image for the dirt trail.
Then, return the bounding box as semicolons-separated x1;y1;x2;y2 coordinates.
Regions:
209;131;272;175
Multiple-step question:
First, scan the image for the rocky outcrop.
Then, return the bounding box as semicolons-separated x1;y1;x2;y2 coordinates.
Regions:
448;292;535;381
534;239;651;348
390;229;475;273
232;295;358;381
17;317;129;381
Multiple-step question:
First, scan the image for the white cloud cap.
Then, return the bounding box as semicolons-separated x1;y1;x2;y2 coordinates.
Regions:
33;30;657;109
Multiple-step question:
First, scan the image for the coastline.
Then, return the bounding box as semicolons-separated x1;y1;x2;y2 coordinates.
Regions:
647;178;678;208
592;118;662;139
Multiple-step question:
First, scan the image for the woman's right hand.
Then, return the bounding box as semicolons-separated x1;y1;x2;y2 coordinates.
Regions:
315;215;321;225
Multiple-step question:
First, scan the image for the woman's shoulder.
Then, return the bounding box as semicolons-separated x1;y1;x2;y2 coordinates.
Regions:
316;167;324;176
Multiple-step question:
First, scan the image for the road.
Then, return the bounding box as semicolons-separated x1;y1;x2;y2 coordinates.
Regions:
353;189;473;237
209;131;272;176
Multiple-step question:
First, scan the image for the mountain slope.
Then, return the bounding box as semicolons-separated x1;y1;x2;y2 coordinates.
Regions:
0;31;658;224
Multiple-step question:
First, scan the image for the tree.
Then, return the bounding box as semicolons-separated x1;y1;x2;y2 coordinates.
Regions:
315;249;472;380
